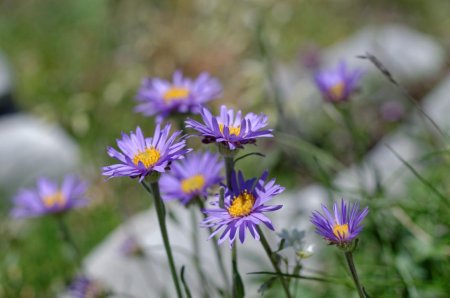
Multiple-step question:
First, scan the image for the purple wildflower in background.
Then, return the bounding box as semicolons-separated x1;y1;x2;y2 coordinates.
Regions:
311;199;368;248
314;61;363;103
185;105;273;150
67;276;106;298
201;170;284;246
135;70;222;120
11;175;88;218
120;236;145;257
102;124;190;181
160;151;224;205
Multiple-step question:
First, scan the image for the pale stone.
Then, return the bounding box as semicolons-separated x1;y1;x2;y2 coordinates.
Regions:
0;114;81;196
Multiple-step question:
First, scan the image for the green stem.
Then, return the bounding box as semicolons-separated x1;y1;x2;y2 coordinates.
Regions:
224;156;234;190
224;155;244;297
175;116;187;135
142;181;183;298
257;226;292;298
231;244;244;298
55;215;84;273
344;251;365;298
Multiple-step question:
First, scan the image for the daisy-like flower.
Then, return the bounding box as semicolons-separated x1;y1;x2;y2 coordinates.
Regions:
102;124;190;181
160;151;224;205
120;236;145;257
185;105;273;151
67;276;107;298
310;199;368;248
201;170;284;246
314;61;363;103
11;175;88;218
135;70;222;120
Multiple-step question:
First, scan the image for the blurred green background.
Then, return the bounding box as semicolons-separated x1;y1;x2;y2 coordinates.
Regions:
1;0;450;297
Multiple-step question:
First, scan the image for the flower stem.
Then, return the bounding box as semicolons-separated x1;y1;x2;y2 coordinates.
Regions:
224;156;234;189
231;244;244;298
55;215;84;273
257;226;292;298
344;251;365;298
224;155;244;298
142;181;183;298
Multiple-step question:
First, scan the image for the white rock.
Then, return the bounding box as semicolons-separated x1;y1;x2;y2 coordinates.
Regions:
323;24;446;84
0;114;81;196
84;193;324;298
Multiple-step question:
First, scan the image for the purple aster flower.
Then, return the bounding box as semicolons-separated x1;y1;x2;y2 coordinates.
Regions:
201;170;284;246
160;151;224;205
135;70;222;120
102;124;190;181
11;175;88;218
120;236;145;257
185;105;273;150
310;199;369;248
314;61;363;103
67;276;106;298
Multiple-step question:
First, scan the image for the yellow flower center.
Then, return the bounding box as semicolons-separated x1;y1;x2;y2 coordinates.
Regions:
228;191;255;217
43;191;66;208
181;174;206;194
332;223;349;238
219;124;241;136
132;147;161;168
329;82;345;99
163;87;190;102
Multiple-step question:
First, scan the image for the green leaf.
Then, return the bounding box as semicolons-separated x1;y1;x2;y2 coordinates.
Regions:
180;265;192;298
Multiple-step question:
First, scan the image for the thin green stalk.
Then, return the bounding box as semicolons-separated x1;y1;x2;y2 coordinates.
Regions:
344;251;365;298
142;181;183;298
231;244;244;298
175;116;187;135
55;215;84;272
224;155;244;298
224;156;234;189
257;226;292;298
386;144;450;210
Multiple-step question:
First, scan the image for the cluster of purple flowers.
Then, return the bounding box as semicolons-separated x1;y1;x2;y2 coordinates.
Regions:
11;67;368;241
10;65;370;297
